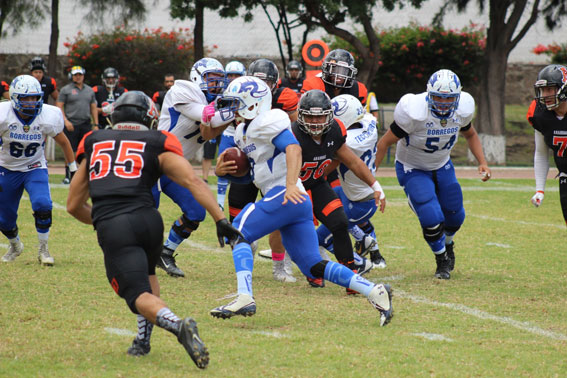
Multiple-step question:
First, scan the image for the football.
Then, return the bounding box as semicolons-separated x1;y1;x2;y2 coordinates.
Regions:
223;147;250;177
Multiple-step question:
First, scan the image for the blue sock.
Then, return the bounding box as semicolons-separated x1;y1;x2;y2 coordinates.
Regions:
233;242;254;296
429;234;447;254
323;261;355;287
347;274;374;297
349;225;365;242
164;228;185;251
217;177;229;209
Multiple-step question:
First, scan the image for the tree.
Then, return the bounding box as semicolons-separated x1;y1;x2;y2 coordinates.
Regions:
434;0;567;164
0;0;49;39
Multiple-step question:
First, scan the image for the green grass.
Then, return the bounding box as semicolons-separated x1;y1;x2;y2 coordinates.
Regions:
1;175;566;377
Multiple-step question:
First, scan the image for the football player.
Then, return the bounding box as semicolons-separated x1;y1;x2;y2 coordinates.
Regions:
67;91;242;367
315;94;387;268
29;56;59;104
93;67;128;128
375;69;491;279
212;76;393;326
292;90;382;290
154;57;233;277
279;60;304;94
526;64;567;226
0;75;76;266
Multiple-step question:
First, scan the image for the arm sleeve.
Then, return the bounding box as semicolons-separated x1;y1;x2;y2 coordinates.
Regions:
272;129;299;151
534;130;550;192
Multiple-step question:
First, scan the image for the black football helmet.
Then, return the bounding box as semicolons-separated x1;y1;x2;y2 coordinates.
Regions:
297;90;334;136
321;49;357;88
29;56;47;72
286;60;303;80
102;67;120;88
111;91;159;131
534;64;567;110
248;58;279;92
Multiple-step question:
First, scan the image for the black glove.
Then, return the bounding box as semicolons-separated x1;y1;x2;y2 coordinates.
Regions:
215;219;243;247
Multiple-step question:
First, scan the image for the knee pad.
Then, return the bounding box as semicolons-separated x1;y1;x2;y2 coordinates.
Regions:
423;222;444;243
445;224;461;235
310;260;329;278
358;221;375;236
172;214;199;239
33;210;52;231
324;210;349;234
1;226;18;239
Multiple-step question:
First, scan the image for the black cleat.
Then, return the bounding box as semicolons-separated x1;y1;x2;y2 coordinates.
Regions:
435;251;451;279
445;242;455;272
177;317;209;369
354;235;377;257
370;249;387;269
127;339;151;357
157;247;185;277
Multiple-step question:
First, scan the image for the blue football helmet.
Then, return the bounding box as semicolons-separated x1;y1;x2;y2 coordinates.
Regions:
9;75;44;118
426;69;461;120
190;58;227;102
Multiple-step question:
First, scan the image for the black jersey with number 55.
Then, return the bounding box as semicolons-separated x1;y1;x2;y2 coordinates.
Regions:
76;129;183;224
291;119;347;190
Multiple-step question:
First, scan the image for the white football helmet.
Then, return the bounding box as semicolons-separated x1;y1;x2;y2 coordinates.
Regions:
9;75;44;117
426;69;461;119
189;58;227;102
220;76;272;120
331;94;365;128
225;61;246;77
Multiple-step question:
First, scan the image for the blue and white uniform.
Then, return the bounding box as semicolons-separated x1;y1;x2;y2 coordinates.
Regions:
0;102;62;233
392;91;475;252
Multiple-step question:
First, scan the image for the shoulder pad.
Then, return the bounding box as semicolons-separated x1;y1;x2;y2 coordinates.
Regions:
456;91;475;119
169;80;205;104
394;93;428;125
249;109;290;139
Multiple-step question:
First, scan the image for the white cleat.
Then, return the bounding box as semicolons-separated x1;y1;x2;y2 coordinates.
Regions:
273;259;296;283
258;249;272;259
367;284;394;326
38;242;54;266
210;294;256;319
2;241;24;262
283;252;294;275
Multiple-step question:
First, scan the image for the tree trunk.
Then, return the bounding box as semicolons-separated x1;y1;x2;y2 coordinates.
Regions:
194;0;204;61
48;0;59;75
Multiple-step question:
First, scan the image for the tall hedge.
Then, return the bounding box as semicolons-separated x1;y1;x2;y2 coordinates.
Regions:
64;26;198;95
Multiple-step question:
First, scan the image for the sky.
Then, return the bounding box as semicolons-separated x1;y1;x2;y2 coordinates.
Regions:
0;0;564;63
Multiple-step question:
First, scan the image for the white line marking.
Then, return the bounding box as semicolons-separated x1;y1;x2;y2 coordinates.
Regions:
471;214;564;229
380;275;405;281
104;328;136;337
384;245;406;250
251;330;290;339
397;289;567;341
412;332;454;342
486;242;511;248
21;195;66;210
382;185;558;192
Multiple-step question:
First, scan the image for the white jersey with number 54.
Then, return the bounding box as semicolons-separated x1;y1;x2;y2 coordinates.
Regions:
394;91;475;171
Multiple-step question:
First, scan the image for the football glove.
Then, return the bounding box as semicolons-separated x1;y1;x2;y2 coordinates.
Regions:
531;191;544;207
215;219;243;247
101;102;113;116
201;103;215;125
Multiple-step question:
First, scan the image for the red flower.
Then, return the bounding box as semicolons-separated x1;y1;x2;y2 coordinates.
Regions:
177;44;184;50
213;44;218;49
92;44;100;49
417;41;424;48
463;60;470;65
125;36;133;42
63;42;71;48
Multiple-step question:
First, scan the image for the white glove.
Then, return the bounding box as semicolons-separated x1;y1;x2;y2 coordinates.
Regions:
531;191;544;207
101;102;114;116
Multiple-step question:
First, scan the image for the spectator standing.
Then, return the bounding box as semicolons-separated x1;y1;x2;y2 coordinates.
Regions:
56;65;98;184
93;67;128;128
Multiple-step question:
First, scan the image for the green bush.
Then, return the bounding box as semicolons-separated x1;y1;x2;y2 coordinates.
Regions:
327;23;486;102
531;43;567;65
64;26;197;95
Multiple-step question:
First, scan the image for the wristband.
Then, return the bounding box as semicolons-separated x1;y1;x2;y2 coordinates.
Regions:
68;161;78;172
536;190;544;194
371;181;386;200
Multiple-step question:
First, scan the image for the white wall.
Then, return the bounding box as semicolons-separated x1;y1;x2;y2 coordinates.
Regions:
1;0;565;63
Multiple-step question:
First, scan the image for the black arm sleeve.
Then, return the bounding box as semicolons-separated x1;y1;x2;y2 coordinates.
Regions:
390;121;409;138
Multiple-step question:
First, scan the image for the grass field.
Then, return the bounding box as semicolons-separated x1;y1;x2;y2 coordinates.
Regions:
1;174;566;377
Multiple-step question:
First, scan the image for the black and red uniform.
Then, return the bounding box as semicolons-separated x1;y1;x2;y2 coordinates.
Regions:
301;75;368;106
76;129;183;312
279;77;304;95
38;75;57;104
0;81;8;99
93;85;128;128
292;119;355;265
152;90;168;111
227;89;299;221
527;100;567;222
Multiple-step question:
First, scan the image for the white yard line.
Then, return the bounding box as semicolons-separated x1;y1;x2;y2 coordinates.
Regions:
412;333;454;342
397;289;567;341
470;214;564;229
104;328;136;337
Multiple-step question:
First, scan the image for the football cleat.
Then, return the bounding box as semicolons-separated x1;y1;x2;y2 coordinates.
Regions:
210;294;256;319
2;240;24;262
272;259;296;283
257;249;272;259
370;248;387;269
127;338;151;357
355;257;374;276
354;235;377;257
38;241;54;266
435;251;451;279
367;283;394;326
283;252;294;275
306;277;325;288
445;242;455;272
61;177;70;185
157;247;185;277
177;317;209;369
